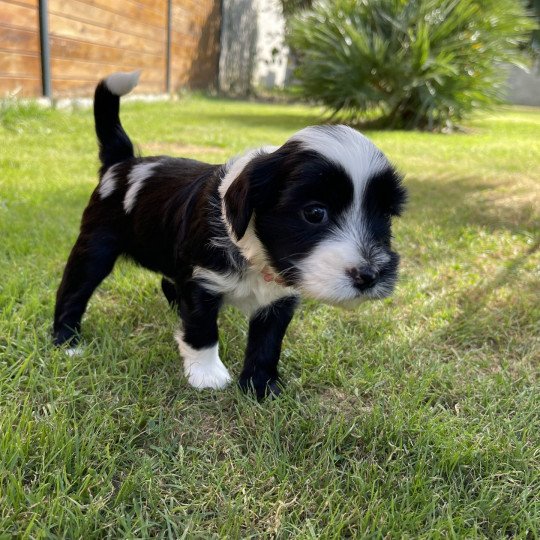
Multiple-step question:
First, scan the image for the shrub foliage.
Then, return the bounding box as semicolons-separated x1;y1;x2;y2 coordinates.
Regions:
289;0;535;129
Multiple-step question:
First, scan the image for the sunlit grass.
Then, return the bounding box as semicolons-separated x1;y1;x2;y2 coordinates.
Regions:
0;97;538;537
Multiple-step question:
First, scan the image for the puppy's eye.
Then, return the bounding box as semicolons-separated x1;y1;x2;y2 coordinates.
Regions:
302;205;328;224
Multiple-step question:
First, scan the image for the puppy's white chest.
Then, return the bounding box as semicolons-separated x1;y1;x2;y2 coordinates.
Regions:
193;266;293;314
225;269;292;313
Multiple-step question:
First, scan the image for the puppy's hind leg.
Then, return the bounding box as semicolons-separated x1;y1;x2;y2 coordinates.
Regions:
161;277;178;308
53;229;120;346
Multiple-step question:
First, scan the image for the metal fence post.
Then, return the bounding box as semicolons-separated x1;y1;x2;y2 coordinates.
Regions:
166;0;172;93
38;0;52;98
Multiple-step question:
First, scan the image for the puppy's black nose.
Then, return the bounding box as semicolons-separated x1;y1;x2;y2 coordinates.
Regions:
348;267;378;290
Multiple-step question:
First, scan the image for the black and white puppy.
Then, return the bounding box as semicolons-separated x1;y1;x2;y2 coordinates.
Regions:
53;71;406;399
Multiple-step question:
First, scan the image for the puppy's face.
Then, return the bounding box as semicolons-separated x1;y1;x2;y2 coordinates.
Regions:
221;126;406;305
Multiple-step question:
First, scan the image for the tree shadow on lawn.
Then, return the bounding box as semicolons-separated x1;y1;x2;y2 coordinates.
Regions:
405;173;538;236
402;173;539;370
427;237;537;348
192;110;322;132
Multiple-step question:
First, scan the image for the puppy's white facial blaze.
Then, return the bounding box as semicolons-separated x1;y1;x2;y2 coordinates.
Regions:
124;162;158;213
99;164;119;199
290;125;388;192
175;332;231;390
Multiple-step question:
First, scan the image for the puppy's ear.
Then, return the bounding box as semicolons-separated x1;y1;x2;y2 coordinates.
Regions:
223;151;283;240
223;166;252;240
364;167;407;218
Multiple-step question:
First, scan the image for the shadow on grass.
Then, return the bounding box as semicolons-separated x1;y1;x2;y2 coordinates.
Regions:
438;236;537;339
406;174;538;235
404;174;539;364
193;111;322;131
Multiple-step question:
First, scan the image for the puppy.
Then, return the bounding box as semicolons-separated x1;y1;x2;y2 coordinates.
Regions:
53;71;406;399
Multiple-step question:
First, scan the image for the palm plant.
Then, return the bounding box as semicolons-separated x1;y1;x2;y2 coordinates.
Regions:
288;0;535;129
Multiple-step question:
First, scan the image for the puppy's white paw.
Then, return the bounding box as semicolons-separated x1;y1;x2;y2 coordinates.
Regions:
186;359;232;390
65;346;83;357
175;332;231;390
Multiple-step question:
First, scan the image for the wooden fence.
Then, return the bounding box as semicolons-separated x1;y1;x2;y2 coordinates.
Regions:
0;0;220;98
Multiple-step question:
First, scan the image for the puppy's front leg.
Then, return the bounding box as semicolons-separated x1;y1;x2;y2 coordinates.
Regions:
239;296;299;400
174;281;231;390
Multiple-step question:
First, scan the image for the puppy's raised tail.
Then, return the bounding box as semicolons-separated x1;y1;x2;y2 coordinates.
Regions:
94;70;140;170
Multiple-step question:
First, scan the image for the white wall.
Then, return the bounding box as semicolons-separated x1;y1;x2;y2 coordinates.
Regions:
506;62;540;107
252;0;289;89
220;0;288;95
219;0;258;95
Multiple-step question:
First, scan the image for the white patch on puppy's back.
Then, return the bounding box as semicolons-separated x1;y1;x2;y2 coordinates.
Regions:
193;266;295;314
124;162;158;213
99;163;120;199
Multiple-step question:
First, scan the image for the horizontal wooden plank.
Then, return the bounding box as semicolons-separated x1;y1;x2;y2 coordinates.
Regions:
170;6;208;31
49;0;165;43
51;77;163;96
174;0;198;11
0;25;40;52
1;0;38;9
129;0;166;14
176;0;216;19
171;56;191;69
51;57;164;84
170;17;198;38
170;31;197;47
50;36;163;70
0;74;41;97
169;0;219;90
0;50;40;77
81;0;166;28
49;13;166;56
170;75;189;88
171;10;207;29
0;0;38;10
0;1;38;28
170;44;199;62
171;3;189;19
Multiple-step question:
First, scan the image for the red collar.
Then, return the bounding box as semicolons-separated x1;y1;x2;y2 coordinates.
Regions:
261;265;286;285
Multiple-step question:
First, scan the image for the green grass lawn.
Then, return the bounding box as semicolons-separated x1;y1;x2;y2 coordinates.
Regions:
1;96;539;538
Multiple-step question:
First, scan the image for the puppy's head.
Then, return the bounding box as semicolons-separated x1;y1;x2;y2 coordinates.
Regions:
220;125;406;306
